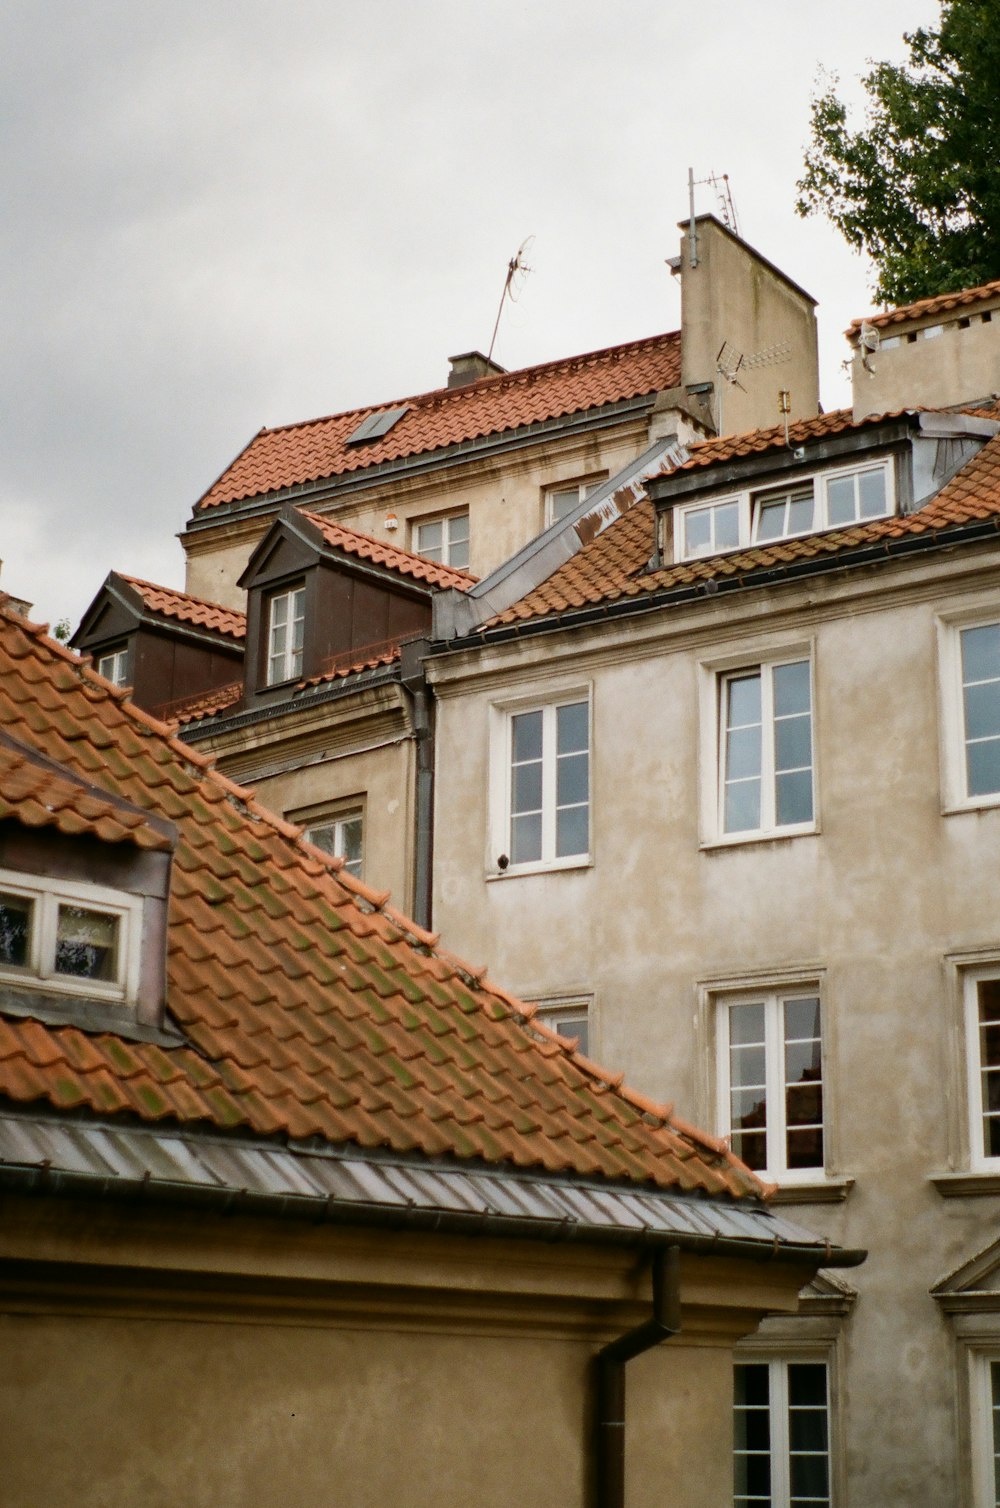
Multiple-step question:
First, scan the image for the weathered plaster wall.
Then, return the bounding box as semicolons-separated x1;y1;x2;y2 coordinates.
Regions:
429;547;1000;1505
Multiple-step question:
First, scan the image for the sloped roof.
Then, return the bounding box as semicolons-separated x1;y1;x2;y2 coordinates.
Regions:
0;597;765;1200
118;574;246;641
195;332;682;511
0;731;172;852
848;277;1000;335
299;510;476;590
485;420;1000;629
667;408;884;472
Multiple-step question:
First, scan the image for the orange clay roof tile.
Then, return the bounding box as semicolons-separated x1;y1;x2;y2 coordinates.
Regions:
299;509;476;589
0;733;172;851
0;596;766;1200
119;575;246;640
196;332;682;510
847;278;1000;335
488;423;1000;628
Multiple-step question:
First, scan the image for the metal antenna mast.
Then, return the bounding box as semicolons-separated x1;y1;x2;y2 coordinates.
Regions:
487;237;534;363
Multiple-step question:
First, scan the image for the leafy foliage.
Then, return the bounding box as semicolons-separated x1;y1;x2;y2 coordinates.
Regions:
797;1;1000;304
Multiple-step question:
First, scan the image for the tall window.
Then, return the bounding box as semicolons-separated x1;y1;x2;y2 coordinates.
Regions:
734;1359;831;1508
720;659;814;836
972;1355;1000;1508
966;973;1000;1165
960;623;1000;798
96;645;130;688
506;699;589;868
267;586;305;686
304;810;364;879
414;511;469;569
719;992;824;1177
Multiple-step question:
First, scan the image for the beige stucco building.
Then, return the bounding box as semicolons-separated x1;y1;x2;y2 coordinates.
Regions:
426;393;1000;1505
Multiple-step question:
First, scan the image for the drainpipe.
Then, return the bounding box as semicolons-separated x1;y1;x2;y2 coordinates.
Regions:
400;638;434;932
595;1245;681;1508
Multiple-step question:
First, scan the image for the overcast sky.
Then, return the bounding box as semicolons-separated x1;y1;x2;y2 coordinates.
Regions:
2;0;942;629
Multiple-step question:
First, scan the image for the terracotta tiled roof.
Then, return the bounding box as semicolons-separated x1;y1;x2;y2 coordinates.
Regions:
301;644;402;689
0;597;763;1200
487;427;1000;628
848;278;1000;335
196;332;682;511
300;510;476;590
668;408;888;473
0;732;171;852
119;575;246;641
158;682;245;726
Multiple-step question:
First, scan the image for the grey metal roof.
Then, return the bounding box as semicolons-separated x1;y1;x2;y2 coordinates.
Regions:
0;1112;862;1265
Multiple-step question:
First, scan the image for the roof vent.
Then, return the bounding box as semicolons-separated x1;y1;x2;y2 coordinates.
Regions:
447;351;507;389
345;406;410;446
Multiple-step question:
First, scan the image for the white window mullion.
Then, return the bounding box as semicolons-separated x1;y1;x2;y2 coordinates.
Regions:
541;705;558;861
764;996;784;1176
761;666;777;831
770;1361;791;1507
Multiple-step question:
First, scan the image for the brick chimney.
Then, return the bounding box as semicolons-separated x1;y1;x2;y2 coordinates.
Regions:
447;351;507;388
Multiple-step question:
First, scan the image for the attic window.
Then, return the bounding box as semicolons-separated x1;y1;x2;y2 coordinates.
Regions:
0;871;141;1005
345;406;410;446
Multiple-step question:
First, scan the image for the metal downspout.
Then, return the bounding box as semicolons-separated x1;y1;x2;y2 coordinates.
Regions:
400;640;435;932
595;1245;681;1508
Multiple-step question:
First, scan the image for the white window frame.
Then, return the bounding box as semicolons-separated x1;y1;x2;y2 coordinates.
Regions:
303;807;364;879
488;688;592;877
716;987;825;1183
699;642;817;847
534;996;592;1057
733;1354;833;1508
413;510;470;569
96;645;130;688
939;608;1000;813
964;966;1000;1172
0;868;142;1005
544;476;606;528
266;584;306;686
675;458;895;563
969;1349;1000;1508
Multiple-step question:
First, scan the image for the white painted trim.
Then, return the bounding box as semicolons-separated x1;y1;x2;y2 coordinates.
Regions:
0;868;143;1005
938;607;1000;813
487;684;592;877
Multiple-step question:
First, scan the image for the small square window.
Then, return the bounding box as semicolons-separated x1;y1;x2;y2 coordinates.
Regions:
535;999;590;1056
96;645;130;688
304;809;364;879
414;511;469;570
267;585;306;686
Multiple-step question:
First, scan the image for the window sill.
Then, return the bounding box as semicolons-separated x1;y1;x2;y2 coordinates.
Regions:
767;1178;854;1206
941;796;1000;818
930;1171;1000;1198
700;826;820;854
487;856;592;881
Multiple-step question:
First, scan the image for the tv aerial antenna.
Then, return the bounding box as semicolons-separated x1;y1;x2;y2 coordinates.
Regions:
686;169;740;267
487;236;535;364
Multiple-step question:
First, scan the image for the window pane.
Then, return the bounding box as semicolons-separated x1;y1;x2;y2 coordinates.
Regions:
964;624;1000;684
773;660;810;717
340;817;363;877
726;725;763;781
556;803;588;858
511;812;542;865
728;675;762;728
513;760;543;814
825;475;855;526
725;778;762;833
784;996;821;1040
785;1039;822;1085
716;502;741;549
0;893;31;967
448;513;470;546
787;491;814;533
858;467;887;517
774;713;812;773
551;489;579;523
776;769;813;826
449;537;470;570
786;1124;824;1169
786;1082;823;1127
55;905;118;982
556;701;588;754
684;507;712;555
734;1365;771;1503
556;750;588;808
512;710;543;764
966;680;1000;741
730;1002;767;1046
756;500;786;541
417;520;442;556
731;1044;767;1088
967;739;1000;797
731;1128;767;1169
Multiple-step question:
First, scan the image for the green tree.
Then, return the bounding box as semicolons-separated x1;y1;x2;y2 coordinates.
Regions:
796;1;1000;305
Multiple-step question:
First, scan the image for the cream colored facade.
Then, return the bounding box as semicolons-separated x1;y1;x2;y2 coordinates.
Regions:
0;1191;813;1508
427;530;1000;1504
851;285;1000;419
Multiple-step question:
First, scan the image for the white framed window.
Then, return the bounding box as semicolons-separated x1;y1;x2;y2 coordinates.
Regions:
267;585;305;686
733;1357;831;1507
718;657;814;839
535;998;590;1056
717;990;824;1179
965;970;1000;1168
490;693;590;874
304;809;364;879
413;511;469;569
544;477;605;527
96;645;130;688
969;1350;1000;1508
940;611;1000;812
675;460;893;562
0;870;142;1005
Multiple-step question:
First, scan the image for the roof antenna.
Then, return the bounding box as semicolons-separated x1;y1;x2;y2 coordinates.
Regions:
487;236;535;364
714;341;746;434
858;320;880;376
686;168;740;267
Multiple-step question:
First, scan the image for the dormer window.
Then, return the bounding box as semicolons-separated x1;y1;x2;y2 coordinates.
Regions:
676;460;894;562
96;645;130;688
267;585;305;685
0;872;141;1005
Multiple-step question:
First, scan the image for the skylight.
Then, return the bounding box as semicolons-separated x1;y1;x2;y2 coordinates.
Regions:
345;406;410;446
